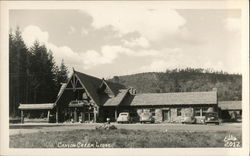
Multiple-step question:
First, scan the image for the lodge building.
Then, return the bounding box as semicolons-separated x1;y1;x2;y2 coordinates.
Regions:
18;70;239;124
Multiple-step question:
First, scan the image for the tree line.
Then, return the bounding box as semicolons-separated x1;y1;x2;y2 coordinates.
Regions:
9;28;68;117
110;68;242;101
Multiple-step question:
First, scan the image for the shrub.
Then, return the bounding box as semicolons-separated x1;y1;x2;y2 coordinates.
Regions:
95;123;117;130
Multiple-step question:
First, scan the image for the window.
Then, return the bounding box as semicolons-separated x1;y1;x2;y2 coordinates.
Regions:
202;107;208;116
194;107;201;116
177;108;182;116
150;109;155;116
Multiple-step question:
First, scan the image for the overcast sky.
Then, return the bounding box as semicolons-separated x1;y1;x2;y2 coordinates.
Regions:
9;7;241;78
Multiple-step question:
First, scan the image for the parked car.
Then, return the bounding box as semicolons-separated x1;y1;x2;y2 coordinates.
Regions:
181;116;196;124
117;112;130;123
204;112;220;125
140;113;154;123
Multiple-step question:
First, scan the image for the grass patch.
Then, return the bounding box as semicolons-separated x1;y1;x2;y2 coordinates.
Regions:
10;129;242;148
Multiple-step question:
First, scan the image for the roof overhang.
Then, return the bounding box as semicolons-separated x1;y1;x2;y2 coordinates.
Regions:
218;101;242;110
19;103;55;110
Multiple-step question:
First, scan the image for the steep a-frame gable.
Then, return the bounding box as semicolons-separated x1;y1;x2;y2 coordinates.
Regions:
55;70;102;106
74;71;103;105
55;70;127;107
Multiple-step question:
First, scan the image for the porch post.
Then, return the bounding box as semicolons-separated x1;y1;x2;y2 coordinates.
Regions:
81;107;85;123
21;110;24;124
74;108;77;123
56;107;58;123
93;107;97;123
47;110;50;123
115;108;118;121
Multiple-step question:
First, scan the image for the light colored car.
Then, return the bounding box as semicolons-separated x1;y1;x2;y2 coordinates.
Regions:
181;116;196;124
117;112;130;124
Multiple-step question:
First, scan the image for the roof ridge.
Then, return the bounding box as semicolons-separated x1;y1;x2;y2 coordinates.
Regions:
136;91;216;95
75;70;102;81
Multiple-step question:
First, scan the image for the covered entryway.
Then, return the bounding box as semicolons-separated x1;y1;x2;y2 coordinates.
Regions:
18;103;55;123
162;109;170;122
55;70;100;123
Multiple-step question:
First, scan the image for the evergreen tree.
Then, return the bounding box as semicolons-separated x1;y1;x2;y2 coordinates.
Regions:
29;41;57;103
9;27;30;117
55;59;68;88
9;27;69;118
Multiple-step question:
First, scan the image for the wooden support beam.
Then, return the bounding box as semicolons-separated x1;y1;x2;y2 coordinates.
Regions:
64;88;84;90
93;107;97;123
74;108;77;123
56;107;58;123
47;110;50;123
81;111;84;123
21;110;24;124
115;108;118;121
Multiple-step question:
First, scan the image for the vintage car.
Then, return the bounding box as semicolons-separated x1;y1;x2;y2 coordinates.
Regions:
181;116;196;124
204;112;220;125
139;113;154;123
117;112;130;123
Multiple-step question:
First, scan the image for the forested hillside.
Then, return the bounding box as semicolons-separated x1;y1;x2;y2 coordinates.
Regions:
109;68;242;101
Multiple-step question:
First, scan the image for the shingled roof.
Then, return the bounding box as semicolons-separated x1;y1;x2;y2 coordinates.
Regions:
119;91;217;106
218;101;242;110
104;80;127;96
103;89;129;106
55;70;126;106
74;71;103;105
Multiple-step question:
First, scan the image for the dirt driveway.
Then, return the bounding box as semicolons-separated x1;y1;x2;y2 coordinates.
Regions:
9;122;241;136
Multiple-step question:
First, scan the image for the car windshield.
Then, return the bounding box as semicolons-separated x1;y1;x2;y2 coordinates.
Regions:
120;113;128;116
207;113;217;117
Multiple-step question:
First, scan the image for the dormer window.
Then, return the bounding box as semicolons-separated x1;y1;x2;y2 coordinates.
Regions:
129;87;136;95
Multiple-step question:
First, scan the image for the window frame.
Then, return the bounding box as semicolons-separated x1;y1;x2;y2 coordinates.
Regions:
177;108;182;116
201;107;208;116
194;107;201;117
150;109;155;116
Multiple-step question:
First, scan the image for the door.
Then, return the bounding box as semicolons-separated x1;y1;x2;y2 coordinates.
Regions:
162;110;170;121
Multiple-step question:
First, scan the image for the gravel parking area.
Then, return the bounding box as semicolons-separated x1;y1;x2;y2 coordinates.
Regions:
9;122;241;136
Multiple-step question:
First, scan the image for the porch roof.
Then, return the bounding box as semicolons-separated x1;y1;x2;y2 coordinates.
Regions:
19;103;55;110
218;101;242;110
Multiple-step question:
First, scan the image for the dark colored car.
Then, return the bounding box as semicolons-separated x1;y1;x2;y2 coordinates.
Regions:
205;112;220;125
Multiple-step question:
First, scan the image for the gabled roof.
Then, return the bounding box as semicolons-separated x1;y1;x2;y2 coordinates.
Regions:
103;89;129;106
104;80;126;96
19;103;55;110
218;101;242;110
120;91;217;106
74;71;103;105
55;70;126;106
